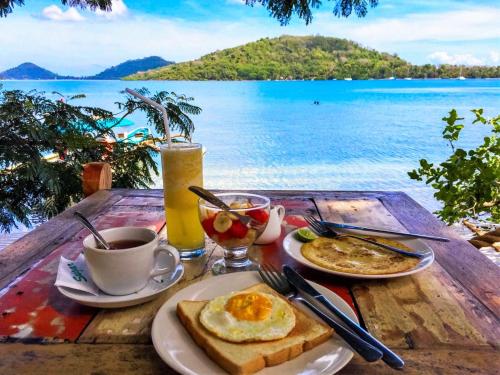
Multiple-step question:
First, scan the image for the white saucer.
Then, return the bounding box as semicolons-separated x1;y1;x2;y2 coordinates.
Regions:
57;263;184;308
151;271;357;375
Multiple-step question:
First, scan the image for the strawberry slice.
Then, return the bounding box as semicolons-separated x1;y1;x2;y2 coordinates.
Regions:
215;232;232;242
247;209;269;224
201;216;216;236
229;220;249;239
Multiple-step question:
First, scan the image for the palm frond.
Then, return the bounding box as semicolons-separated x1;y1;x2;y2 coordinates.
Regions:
0;86;200;232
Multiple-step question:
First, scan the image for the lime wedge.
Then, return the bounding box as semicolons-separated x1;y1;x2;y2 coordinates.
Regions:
295;228;317;242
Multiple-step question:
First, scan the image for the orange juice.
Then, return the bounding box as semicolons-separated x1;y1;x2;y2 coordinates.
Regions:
161;143;205;257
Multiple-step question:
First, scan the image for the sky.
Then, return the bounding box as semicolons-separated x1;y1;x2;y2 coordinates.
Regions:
0;0;499;75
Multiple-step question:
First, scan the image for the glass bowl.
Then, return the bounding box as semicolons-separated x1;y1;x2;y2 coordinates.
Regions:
198;193;270;274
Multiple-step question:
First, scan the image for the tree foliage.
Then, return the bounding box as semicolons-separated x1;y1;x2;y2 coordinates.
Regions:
0;0;377;21
128;35;500;81
116;88;201;141
246;0;378;25
0;0;110;17
0;86;201;232
408;109;499;225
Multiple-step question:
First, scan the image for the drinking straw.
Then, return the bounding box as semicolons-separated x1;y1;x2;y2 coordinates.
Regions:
125;88;172;147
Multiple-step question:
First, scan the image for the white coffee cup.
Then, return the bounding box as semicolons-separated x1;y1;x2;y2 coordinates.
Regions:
255;205;286;245
83;227;180;296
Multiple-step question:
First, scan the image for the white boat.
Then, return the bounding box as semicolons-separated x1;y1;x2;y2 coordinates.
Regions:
404;77;412;80
388;76;395;80
344;77;352;81
457;67;466;80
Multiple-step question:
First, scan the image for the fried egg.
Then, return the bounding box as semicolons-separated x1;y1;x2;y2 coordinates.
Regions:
199;291;296;343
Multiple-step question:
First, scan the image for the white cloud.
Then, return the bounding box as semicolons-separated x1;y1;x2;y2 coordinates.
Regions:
489;51;500;64
308;7;500;44
40;5;85;22
95;0;128;19
428;51;484;66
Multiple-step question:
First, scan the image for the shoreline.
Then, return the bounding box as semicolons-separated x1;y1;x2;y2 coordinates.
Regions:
2;77;500;82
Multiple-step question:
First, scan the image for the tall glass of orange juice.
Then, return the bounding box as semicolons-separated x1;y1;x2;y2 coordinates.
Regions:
161;143;205;259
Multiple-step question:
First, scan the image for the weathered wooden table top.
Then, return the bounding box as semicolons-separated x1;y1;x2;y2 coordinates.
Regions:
0;189;498;374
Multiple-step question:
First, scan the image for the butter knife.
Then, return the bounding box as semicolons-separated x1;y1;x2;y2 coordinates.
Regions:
320;221;449;242
283;265;405;369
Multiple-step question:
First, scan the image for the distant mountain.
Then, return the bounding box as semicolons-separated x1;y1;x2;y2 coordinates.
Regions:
0;56;174;80
0;62;62;80
126;35;500;80
87;56;174;80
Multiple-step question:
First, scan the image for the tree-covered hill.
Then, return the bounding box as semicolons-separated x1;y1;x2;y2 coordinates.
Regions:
126;35;407;80
0;57;174;80
0;63;62;79
126;35;500;81
87;56;173;80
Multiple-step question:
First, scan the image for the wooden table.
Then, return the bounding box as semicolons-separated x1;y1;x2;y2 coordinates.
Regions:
0;189;498;374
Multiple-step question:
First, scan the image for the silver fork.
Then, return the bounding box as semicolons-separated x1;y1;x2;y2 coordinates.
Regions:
305;215;424;259
258;264;383;362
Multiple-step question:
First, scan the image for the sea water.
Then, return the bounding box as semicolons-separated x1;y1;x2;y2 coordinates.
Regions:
2;79;499;213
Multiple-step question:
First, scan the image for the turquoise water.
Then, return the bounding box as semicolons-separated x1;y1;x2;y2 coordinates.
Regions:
2;79;499;212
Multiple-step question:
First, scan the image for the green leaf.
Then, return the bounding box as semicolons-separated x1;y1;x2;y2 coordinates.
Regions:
408;108;499;224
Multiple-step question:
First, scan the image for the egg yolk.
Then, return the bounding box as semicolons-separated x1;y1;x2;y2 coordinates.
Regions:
225;293;273;321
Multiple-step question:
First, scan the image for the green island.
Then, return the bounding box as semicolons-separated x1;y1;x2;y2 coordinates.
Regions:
125;35;500;81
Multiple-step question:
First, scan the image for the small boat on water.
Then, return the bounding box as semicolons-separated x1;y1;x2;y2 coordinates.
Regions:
388;76;395;80
344;77;353;81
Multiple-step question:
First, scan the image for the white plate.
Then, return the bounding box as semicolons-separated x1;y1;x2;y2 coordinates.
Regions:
283;228;434;279
57;264;184;308
152;271;357;375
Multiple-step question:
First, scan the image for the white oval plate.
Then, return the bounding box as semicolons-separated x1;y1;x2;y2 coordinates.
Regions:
57;264;184;308
151;271;357;375
283;228;434;279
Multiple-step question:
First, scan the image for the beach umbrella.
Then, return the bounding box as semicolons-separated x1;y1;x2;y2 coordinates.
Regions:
95;117;134;129
74;117;135;136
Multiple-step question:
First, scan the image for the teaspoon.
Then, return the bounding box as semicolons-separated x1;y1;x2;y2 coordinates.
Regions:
188;186;258;226
74;211;111;250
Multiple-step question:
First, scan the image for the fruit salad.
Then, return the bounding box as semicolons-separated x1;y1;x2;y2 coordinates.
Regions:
199;200;270;249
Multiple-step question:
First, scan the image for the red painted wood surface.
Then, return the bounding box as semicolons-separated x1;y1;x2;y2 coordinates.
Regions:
0;204;165;342
0;196;354;343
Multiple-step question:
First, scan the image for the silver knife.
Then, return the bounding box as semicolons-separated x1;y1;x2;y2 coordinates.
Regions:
283;265;405;369
320;221;449;242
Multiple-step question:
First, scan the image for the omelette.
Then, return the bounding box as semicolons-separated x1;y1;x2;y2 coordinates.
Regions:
301;236;420;275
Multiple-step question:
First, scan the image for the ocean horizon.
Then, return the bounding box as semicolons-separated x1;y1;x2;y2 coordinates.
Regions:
2;78;499;215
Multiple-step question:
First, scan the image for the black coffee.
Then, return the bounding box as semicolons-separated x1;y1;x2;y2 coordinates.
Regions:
107;239;148;250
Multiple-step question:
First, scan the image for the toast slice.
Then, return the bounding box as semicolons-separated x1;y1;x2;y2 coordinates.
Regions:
176;283;333;375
